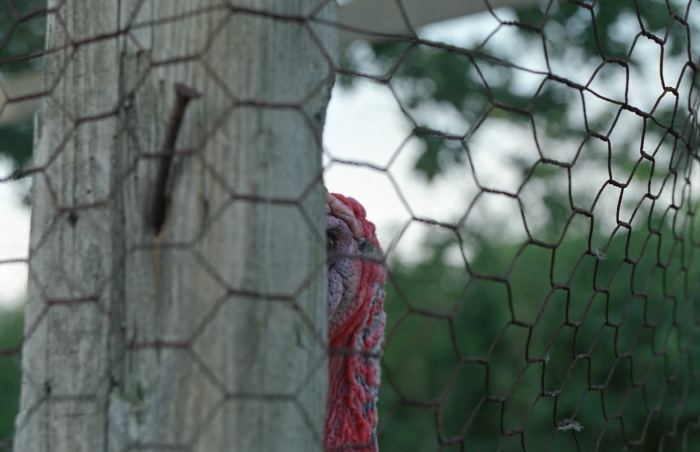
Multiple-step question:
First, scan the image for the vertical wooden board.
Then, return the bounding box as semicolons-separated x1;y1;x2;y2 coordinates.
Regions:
14;2;121;451
16;1;336;451
113;0;336;450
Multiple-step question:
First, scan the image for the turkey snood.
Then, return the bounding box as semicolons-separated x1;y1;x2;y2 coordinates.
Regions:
325;192;387;452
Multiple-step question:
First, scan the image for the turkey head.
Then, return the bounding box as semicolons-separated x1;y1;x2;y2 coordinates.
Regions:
325;192;386;452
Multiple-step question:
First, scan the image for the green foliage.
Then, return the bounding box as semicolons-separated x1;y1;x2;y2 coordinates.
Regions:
344;16;699;448
0;0;45;73
0;0;46;170
341;0;695;183
0;120;33;170
378;218;700;450
0;307;23;447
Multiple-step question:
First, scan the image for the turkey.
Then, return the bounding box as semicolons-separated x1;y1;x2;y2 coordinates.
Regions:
325;192;387;452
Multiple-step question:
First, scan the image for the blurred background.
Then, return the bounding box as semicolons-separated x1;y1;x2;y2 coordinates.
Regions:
2;0;700;450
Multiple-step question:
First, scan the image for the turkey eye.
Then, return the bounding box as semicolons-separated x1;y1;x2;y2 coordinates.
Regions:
327;229;339;251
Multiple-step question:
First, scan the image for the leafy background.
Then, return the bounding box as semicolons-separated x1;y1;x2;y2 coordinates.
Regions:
338;1;700;450
0;0;44;447
0;0;44;172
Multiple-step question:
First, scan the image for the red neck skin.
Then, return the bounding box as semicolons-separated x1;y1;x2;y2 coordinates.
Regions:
325;193;386;452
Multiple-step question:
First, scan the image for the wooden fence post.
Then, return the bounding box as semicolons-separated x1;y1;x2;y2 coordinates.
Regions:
14;2;336;450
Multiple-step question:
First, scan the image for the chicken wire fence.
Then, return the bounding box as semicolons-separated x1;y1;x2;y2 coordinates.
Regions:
1;0;699;451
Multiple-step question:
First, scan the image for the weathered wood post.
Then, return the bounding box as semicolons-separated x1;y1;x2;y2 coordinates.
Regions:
14;1;336;450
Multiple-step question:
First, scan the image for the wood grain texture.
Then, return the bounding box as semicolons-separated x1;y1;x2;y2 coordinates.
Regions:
14;1;336;451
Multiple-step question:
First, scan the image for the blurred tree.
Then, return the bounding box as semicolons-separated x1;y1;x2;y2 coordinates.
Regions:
0;307;22;448
0;4;45;445
341;0;694;184
1;4;46;449
337;2;700;450
0;0;46;170
378;217;699;450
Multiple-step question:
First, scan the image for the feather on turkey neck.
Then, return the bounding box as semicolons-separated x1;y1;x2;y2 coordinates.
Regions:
325;193;386;452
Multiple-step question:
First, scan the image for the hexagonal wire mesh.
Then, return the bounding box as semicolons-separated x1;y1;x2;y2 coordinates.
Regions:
1;0;700;451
